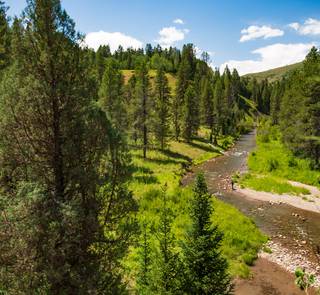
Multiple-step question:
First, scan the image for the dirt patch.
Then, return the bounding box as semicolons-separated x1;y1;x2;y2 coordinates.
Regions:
234;258;317;295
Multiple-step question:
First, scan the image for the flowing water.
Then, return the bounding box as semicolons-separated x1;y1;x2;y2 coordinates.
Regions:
182;130;320;294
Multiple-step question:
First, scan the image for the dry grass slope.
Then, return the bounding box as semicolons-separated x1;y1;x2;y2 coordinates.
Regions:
244;62;302;82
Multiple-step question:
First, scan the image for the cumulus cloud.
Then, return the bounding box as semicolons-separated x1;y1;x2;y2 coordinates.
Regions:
221;43;315;75
84;31;143;52
194;46;214;59
288;22;300;31
240;25;284;42
289;18;320;36
173;18;184;25
155;26;189;47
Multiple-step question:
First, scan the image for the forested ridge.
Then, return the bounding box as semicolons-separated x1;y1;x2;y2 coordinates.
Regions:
0;0;319;294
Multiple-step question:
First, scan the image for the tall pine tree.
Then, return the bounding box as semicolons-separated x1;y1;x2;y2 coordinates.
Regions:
183;173;232;295
134;59;151;158
153;67;171;150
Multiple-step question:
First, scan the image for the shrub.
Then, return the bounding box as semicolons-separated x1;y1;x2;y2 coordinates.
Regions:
267;158;279;172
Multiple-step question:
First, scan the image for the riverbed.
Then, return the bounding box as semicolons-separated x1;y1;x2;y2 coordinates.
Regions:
182;131;320;295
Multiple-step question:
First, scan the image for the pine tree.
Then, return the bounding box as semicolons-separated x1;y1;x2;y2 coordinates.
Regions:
182;84;198;142
280;47;320;168
214;77;226;139
134;59;151;158
0;1;135;293
96;44;111;82
201;77;215;142
173;44;195;140
183;174;233;295
0;1;10;71
156;188;183;294
153;67;171;150
99;58;126;131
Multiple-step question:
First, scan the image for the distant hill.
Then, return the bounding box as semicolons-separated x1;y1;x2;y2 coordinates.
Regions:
244;62;302;82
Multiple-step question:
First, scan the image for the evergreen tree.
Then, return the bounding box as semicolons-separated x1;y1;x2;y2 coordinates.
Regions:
0;1;10;71
134;59;151;158
213;78;226;138
153;67;171;150
183;174;233;295
280;47;320;168
182;84;198;142
155;188;183;294
0;1;136;293
201;77;215;142
99;58;126;131
96;45;111;82
173;44;195;140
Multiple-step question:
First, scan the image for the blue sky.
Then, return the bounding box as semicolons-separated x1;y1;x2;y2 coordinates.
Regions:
6;0;320;74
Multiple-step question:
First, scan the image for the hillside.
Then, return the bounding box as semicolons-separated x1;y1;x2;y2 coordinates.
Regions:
244;62;302;82
122;69;177;92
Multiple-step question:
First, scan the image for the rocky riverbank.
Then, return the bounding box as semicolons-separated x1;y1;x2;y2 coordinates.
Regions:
261;240;320;287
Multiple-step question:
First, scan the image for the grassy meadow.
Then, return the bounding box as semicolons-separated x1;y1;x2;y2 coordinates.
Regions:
125;133;268;281
239;122;320;195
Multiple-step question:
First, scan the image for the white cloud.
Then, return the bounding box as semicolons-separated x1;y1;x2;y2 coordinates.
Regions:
194;46;214;59
288;22;300;31
173;18;184;25
155;26;189;47
84;31;143;52
289;18;320;36
221;43;315;75
240;25;284;42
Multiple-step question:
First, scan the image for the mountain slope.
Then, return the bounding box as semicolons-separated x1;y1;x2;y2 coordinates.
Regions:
244;62;302;82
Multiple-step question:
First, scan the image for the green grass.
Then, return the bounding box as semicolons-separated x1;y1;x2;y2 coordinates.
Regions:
240;174;310;195
125;133;268;280
244;62;302;82
239;124;320;195
212;197;268;276
121;69;177;93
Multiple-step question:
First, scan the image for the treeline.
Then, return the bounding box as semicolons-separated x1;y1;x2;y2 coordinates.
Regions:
95;45;256;158
254;47;320;170
0;0;255;293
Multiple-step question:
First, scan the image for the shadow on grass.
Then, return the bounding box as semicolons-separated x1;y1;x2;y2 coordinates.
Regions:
129;165;153;175
161;149;191;163
187;140;222;154
132;175;159;184
135;154;184;166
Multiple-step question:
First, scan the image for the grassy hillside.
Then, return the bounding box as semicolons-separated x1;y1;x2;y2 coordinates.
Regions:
244;62;302;82
122;69;177;93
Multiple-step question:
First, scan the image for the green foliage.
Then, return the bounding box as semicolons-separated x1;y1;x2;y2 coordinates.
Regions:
182;84;199;142
280;47;320;168
99;58;127;131
212;198;268;277
182;174;233;294
246;124;320;188
153;67;171;150
0;1;136;293
294;267;316;295
134;59;151;158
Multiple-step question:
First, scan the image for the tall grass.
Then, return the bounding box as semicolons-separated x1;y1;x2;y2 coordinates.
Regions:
240;121;320;195
125;134;267;280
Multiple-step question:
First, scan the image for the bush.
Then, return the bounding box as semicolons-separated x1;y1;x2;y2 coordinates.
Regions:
242;253;257;266
267;158;279;172
288;157;298;167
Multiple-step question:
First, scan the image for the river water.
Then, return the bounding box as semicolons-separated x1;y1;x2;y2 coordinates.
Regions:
182;131;320;294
